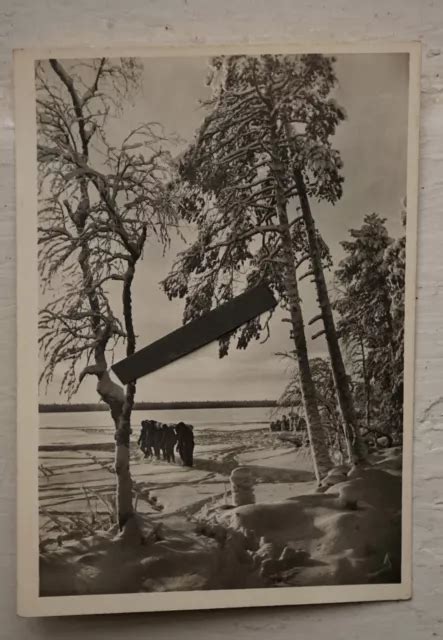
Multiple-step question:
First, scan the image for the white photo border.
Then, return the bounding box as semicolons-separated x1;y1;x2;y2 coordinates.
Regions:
15;41;421;617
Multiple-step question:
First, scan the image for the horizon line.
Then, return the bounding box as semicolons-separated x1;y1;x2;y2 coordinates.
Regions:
39;399;281;413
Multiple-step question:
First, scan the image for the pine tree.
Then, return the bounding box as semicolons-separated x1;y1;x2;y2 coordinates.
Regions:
164;55;352;480
383;205;406;436
276;56;366;462
277;355;348;461
334;212;405;440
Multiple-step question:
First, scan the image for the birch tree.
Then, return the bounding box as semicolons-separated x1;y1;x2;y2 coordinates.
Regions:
37;58;175;529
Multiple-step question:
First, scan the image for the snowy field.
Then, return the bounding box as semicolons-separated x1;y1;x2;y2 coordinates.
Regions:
38;411;402;596
39;409;316;545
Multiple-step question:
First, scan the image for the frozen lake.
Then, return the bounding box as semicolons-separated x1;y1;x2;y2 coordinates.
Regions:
38;406;315;537
39;407;275;448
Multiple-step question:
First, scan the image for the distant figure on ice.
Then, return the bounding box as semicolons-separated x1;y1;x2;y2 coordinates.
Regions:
281;414;290;431
293;415;307;433
161;424;178;463
175;422;195;467
270;418;285;432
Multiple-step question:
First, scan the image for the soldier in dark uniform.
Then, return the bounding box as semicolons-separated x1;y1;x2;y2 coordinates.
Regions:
138;420;151;458
175;422;195;467
162;424;178;463
159;424;167;461
151;421;163;460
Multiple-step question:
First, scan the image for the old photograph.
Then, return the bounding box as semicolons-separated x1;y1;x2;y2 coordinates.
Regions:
15;43;420;616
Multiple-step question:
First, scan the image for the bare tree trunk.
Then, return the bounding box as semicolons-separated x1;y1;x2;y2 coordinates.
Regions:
74;209;136;529
292;167;366;464
92;370;132;528
275;199;333;481
264;106;332;481
115;261;137;529
67;186;135;529
359;336;371;431
114;424;134;529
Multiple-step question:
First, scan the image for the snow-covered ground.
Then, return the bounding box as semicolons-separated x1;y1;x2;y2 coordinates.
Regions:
39;425;315;540
38;423;402;596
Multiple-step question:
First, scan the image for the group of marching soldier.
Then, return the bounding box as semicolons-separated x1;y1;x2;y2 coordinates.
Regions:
137;420;195;467
269;414;306;433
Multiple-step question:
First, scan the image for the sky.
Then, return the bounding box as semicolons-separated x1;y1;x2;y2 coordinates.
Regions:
39;52;409;404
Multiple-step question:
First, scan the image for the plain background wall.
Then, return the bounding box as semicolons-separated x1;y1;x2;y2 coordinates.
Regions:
1;1;442;638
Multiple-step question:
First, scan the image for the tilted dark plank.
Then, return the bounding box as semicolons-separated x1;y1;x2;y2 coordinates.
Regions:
111;284;277;384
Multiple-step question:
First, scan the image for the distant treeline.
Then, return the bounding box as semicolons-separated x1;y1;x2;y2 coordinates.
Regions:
39;400;278;413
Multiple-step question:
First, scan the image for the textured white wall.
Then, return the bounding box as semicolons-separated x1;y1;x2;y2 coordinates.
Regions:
1;1;442;638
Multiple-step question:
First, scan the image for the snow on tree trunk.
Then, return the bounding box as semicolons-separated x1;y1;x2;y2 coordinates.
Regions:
116;263;138;529
293;168;367;464
115;426;134;529
73;197;137;531
95;369;135;529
